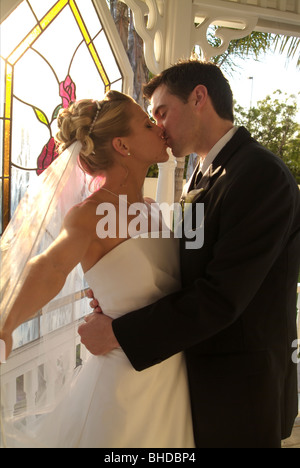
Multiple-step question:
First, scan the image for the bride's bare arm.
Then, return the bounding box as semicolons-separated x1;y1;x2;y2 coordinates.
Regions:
0;205;93;353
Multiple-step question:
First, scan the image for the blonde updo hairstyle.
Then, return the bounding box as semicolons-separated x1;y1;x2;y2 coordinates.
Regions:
55;90;135;175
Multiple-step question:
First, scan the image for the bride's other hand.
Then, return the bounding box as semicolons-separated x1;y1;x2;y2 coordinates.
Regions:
85;288;102;314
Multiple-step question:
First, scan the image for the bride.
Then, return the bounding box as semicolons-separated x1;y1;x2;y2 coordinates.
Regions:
0;91;195;448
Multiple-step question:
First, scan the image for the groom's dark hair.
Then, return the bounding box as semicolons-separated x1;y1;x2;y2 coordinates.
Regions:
143;59;234;122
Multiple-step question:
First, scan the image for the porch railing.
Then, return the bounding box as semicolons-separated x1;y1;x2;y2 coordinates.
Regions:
0;290;90;425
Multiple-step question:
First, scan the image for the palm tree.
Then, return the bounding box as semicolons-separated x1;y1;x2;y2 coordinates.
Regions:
204;28;300;74
273;35;300;68
205;29;274;75
109;0;149;108
109;0;129;49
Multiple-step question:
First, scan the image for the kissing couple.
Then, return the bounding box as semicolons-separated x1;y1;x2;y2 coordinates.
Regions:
1;60;299;448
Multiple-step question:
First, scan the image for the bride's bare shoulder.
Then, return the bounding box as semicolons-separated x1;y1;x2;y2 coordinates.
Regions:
63;195;101;231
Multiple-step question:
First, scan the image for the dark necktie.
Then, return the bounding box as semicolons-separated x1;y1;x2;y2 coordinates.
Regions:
194;167;203;188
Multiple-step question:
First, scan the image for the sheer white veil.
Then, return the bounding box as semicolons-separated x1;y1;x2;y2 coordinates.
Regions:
0;141;92;448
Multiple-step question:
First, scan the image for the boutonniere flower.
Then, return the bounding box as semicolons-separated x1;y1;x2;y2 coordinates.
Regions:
178;188;206;224
181;188;206;204
180;187;206;210
174;188;206;236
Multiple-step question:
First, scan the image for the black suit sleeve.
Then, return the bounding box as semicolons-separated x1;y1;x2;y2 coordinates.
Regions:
112;152;299;371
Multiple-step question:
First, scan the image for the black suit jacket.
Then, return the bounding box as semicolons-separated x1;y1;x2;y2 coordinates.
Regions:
113;127;300;448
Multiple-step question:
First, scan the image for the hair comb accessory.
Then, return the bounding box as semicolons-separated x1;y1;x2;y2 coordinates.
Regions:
88;101;102;135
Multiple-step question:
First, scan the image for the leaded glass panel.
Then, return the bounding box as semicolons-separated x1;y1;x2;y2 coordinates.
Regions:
0;2;37;59
28;0;58;20
74;0;103;37
0;0;124;234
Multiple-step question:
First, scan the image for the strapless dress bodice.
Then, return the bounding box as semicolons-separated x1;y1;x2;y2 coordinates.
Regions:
84;234;181;319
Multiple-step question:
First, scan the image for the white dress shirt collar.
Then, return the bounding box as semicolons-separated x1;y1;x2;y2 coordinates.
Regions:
200;126;238;177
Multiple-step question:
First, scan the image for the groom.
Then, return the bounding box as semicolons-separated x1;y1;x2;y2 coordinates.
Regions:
79;60;300;448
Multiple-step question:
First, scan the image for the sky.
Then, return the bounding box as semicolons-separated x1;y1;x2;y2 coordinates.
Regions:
226;51;300;121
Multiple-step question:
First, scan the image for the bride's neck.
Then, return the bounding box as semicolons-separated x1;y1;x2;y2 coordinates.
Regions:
102;164;147;204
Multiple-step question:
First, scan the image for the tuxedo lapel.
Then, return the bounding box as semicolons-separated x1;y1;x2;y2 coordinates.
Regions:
186;161;201;193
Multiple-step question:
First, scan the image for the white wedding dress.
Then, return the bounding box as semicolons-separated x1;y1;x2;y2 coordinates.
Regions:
3;234;195;448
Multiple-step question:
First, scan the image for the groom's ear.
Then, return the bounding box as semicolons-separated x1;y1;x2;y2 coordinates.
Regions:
112;137;129;157
192;85;208;109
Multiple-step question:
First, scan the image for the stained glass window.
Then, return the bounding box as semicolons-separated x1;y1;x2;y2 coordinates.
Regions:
0;0;124;234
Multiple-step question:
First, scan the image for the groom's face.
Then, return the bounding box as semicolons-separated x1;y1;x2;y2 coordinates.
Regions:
151;84;197;158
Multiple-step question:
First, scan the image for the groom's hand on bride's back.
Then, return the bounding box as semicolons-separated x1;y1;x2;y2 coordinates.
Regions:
78;289;120;355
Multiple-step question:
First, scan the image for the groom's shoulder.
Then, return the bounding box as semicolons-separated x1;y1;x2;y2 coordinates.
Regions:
217;135;299;208
229;129;296;187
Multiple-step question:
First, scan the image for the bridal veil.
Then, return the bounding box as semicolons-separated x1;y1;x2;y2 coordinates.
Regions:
0;141;91;447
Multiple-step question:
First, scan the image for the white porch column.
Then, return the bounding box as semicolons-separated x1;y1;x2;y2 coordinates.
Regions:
156;154;176;206
155;0;194;209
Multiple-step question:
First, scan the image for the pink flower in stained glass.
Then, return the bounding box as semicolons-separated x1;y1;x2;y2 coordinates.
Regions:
37;137;59;175
59;75;76;108
36;76;76;174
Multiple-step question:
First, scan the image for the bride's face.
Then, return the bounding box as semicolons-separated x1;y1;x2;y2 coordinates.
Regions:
127;102;169;165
